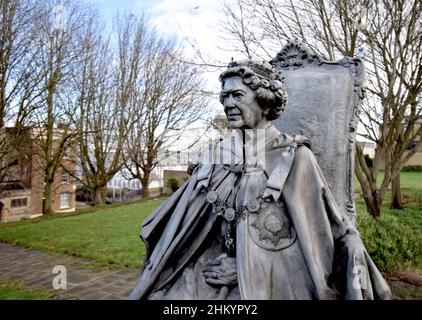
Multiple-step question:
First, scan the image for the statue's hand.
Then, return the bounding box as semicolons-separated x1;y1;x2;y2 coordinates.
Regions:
203;253;237;287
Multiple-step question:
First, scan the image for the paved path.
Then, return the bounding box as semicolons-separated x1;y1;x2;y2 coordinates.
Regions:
1;242;421;300
0;242;140;300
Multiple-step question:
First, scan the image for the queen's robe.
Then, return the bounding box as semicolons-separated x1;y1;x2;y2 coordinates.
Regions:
129;124;391;300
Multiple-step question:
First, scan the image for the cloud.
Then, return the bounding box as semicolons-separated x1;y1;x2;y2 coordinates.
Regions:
121;0;235;120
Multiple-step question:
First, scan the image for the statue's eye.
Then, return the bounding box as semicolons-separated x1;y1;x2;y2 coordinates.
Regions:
233;92;243;100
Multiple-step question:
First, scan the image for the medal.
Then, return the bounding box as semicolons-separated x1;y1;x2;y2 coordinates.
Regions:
224;208;236;222
246;198;261;213
206;191;218;203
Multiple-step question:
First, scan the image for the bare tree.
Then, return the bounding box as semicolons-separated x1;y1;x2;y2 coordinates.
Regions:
219;0;372;60
356;1;422;211
74;13;144;205
29;0;93;213
219;0;422;217
0;0;44;180
124;30;208;197
211;114;230;136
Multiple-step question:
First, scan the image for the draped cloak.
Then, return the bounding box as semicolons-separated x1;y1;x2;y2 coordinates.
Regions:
128;124;391;300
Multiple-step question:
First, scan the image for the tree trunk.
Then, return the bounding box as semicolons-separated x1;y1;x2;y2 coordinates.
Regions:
94;186;106;205
355;146;381;218
43;179;53;214
390;173;403;209
43;69;55;215
141;172;150;198
362;191;381;218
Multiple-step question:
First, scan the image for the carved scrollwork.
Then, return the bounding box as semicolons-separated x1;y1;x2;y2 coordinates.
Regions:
270;39;323;70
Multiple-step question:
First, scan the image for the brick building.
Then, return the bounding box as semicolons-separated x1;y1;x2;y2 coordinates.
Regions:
0;128;77;222
403;119;422;168
372;118;422;170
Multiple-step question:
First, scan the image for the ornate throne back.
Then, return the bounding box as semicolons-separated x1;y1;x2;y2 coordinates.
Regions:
270;40;364;223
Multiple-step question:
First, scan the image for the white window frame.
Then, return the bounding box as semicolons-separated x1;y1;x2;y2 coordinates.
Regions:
62;171;69;184
60;192;70;209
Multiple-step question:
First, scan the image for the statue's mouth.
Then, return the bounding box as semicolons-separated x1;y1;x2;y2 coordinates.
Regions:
227;113;242;120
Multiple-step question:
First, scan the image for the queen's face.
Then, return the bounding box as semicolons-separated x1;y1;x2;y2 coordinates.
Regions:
221;76;268;129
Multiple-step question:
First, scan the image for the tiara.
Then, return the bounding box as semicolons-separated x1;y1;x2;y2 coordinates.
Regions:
228;60;279;81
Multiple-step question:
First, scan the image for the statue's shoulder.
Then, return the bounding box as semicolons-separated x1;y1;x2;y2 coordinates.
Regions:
270;131;311;150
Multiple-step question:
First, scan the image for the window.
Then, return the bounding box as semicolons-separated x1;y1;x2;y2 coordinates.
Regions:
62;171;69;183
11;198;27;208
60;193;70;209
24;165;30;179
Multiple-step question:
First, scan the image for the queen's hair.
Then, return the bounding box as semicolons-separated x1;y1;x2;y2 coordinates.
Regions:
219;60;288;120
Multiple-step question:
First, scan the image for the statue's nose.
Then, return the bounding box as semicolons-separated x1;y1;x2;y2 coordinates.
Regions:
224;96;236;110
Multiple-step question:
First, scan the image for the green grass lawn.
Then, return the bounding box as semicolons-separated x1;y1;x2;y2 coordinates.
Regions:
0;282;53;300
354;171;422;194
0;197;164;269
0;172;420;274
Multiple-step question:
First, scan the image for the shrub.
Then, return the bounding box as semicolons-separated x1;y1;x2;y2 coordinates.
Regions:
402;166;422;172
75;185;92;202
356;200;422;271
166;178;179;192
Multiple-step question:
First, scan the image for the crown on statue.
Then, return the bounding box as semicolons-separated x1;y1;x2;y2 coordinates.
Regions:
227;59;280;81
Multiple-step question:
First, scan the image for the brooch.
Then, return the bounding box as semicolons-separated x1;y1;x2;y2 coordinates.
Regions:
247;200;296;251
